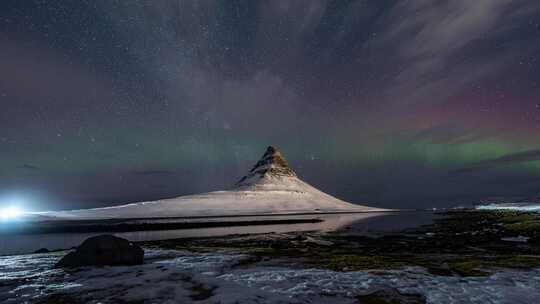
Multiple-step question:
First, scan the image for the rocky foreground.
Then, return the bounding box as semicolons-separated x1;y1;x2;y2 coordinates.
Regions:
142;210;540;278
3;210;540;304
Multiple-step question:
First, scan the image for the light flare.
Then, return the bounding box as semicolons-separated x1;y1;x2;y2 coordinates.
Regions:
1;207;23;220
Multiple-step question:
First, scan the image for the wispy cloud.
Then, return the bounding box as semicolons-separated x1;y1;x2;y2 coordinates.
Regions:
455;149;540;173
412;125;495;145
371;0;540;107
17;164;40;171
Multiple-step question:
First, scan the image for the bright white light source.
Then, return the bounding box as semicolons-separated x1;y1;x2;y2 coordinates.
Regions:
1;207;22;220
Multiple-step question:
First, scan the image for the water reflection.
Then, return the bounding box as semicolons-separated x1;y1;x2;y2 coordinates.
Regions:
0;212;437;256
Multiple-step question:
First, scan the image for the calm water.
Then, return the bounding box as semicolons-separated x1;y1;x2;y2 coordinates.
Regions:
0;211;438;256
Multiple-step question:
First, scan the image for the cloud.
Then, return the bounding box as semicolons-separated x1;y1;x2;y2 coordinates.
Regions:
4;0;540;208
18;164;40;171
89;1;540;129
370;0;540;107
412;125;494;145
478;149;540;165
455;149;540;173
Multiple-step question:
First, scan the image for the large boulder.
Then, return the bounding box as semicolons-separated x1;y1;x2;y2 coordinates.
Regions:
34;248;50;254
54;235;144;268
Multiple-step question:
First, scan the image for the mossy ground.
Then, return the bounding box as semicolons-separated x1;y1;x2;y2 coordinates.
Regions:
143;210;540;277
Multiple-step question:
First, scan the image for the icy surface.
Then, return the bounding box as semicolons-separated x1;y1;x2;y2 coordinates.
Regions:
219;267;540;303
2;249;540;304
477;203;540;213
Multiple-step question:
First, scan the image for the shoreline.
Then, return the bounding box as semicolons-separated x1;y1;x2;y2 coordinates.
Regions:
2;210;540;303
0;210;402;235
23;208;401;222
0;217;325;235
139;209;540;275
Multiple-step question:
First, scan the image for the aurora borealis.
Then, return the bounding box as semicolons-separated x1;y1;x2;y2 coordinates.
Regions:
1;1;540;211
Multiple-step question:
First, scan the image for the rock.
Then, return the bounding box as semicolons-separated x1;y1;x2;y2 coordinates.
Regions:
54;235;144;268
34;248;50;254
235;145;297;186
501;236;529;243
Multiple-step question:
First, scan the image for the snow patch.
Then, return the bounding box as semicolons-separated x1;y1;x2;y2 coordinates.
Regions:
477;203;540;213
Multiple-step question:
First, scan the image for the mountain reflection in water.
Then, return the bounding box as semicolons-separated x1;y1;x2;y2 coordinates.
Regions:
0;211;437;256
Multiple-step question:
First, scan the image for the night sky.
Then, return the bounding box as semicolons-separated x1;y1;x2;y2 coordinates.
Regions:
2;1;540;211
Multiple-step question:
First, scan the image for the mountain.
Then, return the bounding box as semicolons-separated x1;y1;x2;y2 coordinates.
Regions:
40;146;386;220
236;146;296;185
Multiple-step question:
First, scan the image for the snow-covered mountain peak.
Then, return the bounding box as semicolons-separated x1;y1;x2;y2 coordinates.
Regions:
236;146;297;187
37;146;387;220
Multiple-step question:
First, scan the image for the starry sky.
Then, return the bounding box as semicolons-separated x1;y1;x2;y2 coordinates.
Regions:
1;0;540;211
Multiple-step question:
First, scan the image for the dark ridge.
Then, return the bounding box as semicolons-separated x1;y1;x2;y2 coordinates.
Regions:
0;218;323;235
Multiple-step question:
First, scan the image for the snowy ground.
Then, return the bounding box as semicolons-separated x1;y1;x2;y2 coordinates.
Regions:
32;175;386;220
477;203;540;213
2;248;540;304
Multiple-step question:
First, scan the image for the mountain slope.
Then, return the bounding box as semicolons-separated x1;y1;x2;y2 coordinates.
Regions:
41;146;386;220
